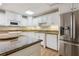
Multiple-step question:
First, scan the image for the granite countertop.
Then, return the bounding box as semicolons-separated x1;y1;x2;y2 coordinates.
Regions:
0;26;59;32
36;31;59;35
0;35;42;56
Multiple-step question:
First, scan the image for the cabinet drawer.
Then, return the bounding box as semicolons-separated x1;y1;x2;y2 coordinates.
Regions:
59;41;79;56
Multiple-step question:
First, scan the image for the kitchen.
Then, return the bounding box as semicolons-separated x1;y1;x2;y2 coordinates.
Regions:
0;3;79;56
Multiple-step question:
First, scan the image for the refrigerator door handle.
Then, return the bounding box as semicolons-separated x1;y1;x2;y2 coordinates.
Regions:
72;14;75;40
70;14;73;39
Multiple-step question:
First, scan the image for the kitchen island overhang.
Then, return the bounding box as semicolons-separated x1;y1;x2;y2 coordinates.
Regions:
0;39;42;56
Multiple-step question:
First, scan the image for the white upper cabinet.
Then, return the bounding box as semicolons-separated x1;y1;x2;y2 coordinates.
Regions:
33;12;60;27
41;15;48;23
59;3;72;14
15;14;22;21
27;17;33;26
20;17;28;26
59;3;79;14
35;15;49;26
32;17;42;26
6;11;22;26
0;11;7;25
72;3;79;11
47;12;60;25
6;11;16;21
6;11;16;25
32;18;39;26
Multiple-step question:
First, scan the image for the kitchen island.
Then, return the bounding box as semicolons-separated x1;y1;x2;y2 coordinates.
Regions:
0;35;42;56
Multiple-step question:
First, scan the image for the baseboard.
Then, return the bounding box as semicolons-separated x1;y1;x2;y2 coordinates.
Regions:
46;47;58;52
41;45;58;52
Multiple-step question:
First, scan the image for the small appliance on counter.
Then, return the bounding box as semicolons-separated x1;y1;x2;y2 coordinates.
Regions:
10;20;20;26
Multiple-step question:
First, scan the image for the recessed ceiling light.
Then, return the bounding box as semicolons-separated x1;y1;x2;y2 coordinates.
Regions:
25;10;34;15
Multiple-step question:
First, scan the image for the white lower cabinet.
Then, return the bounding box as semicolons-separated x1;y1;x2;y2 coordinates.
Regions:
46;34;58;50
34;33;45;46
9;43;41;56
36;33;58;51
39;33;45;46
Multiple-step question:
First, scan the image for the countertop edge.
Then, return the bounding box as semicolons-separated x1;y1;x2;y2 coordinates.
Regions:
0;40;42;56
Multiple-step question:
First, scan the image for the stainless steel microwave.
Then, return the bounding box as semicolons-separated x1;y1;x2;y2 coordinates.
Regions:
10;20;20;26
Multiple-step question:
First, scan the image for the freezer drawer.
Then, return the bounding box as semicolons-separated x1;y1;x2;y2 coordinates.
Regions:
59;41;65;56
59;41;79;56
59;41;72;56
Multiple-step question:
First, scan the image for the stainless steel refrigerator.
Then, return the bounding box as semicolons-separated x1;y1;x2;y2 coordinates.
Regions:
59;10;79;56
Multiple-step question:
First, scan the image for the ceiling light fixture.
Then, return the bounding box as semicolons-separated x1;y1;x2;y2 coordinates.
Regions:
25;10;34;15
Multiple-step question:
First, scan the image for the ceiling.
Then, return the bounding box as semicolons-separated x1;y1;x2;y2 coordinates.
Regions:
0;3;59;16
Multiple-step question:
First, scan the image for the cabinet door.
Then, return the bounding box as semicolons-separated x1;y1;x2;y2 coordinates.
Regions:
26;17;33;26
71;45;79;56
33;17;40;26
47;34;57;50
19;18;27;26
73;3;79;11
41;15;48;23
6;11;21;25
59;41;79;56
38;33;45;46
14;14;22;26
64;43;72;56
0;12;8;25
34;33;45;46
48;12;60;25
59;41;65;56
6;11;15;20
59;3;72;14
6;11;15;25
59;41;72;56
16;15;22;21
